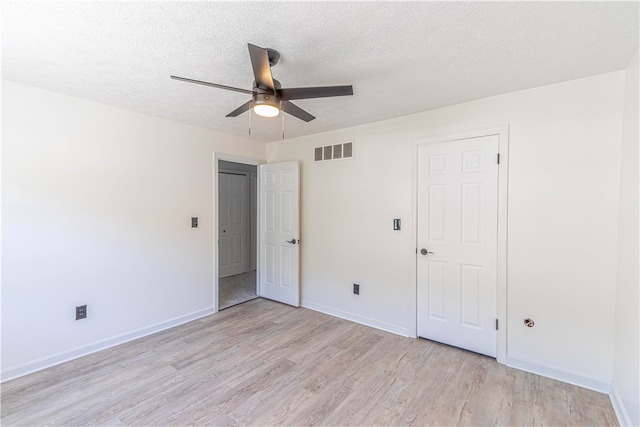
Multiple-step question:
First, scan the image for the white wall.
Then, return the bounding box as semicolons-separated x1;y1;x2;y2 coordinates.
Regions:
1;80;266;378
613;49;639;426
267;72;625;390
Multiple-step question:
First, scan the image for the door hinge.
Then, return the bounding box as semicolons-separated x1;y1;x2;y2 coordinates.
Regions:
495;319;499;330
497;153;500;164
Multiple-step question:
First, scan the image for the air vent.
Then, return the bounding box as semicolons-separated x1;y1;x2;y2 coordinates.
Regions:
314;140;354;162
333;144;342;159
324;145;333;160
343;141;353;158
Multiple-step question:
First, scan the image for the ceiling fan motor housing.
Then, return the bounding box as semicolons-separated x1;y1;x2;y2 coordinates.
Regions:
253;79;282;108
253;79;282;92
253;92;280;109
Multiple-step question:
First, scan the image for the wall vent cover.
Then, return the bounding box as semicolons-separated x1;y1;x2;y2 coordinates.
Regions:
315;140;354;162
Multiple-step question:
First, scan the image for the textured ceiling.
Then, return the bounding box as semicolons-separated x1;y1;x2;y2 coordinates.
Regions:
2;1;638;142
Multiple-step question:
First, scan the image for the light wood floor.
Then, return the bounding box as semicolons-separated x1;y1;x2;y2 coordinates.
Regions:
2;298;617;426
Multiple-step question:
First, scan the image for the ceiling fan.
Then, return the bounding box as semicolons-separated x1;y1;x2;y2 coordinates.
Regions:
171;43;353;123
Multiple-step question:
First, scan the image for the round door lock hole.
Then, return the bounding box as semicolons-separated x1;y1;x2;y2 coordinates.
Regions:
524;318;535;327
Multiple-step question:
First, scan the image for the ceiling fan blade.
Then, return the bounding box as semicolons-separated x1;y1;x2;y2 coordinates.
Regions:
225;100;252;117
247;43;275;92
170;75;253;95
278;85;353;100
282;101;316;122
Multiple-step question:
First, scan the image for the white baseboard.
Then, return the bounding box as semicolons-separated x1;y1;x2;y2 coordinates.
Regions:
1;307;216;383
301;300;411;337
610;383;633;427
507;356;611;394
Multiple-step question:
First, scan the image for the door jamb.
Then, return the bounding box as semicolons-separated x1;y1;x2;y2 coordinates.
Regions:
414;125;509;364
213;152;265;313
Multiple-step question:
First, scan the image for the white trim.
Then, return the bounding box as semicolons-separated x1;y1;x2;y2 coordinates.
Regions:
213;153;220;313
410;145;419;339
302;301;411;337
215;153;263;167
414;125;509;364
1;307;215;382
610;383;633;427
257;163;263;298
495;126;509;365
506;356;612;394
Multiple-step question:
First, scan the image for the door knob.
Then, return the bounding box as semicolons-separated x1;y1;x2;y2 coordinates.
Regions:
286;239;297;244
420;248;433;255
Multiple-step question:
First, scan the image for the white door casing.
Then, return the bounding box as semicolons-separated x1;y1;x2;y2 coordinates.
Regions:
218;172;250;278
250;173;258;271
417;134;500;357
258;161;300;307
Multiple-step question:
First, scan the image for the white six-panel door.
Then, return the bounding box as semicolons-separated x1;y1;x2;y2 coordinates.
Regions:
218;172;250;278
417;135;499;357
258;161;300;307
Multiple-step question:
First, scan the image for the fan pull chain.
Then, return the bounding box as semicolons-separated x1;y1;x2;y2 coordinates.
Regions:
248;102;252;136
281;101;285;139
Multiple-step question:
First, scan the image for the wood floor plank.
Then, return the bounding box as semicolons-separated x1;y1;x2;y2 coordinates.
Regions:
1;298;618;426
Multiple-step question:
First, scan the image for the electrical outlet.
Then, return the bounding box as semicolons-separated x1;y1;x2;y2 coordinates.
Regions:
76;305;87;320
353;284;360;295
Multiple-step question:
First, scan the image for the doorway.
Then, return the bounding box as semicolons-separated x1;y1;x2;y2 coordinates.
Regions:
218;160;258;310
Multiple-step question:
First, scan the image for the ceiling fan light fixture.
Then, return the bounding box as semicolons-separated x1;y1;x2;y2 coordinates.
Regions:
253;103;280;118
253;93;280;118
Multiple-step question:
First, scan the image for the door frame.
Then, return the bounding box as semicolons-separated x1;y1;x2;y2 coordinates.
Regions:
212;152;265;313
414;125;509;364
